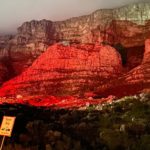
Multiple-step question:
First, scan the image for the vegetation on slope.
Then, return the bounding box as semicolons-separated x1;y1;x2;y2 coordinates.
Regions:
0;93;150;150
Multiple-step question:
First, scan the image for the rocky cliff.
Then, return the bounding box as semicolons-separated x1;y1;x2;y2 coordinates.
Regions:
16;2;150;47
0;2;150;83
0;62;8;84
0;44;122;97
96;39;150;97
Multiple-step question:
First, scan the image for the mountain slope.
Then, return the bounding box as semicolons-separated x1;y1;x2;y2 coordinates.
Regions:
0;2;150;83
0;44;122;97
96;39;150;97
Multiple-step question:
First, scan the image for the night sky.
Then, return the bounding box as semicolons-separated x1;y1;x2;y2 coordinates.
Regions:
0;0;149;34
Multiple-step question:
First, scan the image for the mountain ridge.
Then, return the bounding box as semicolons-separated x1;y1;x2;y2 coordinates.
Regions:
0;2;150;97
1;3;150;61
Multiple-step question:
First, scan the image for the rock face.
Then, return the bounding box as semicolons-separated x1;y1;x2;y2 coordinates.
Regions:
96;39;150;97
0;21;53;79
0;36;13;83
0;62;8;85
0;1;150;96
0;2;150;83
143;39;150;64
16;3;150;47
0;44;122;97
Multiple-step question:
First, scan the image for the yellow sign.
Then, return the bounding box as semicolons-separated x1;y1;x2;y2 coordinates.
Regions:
0;116;16;137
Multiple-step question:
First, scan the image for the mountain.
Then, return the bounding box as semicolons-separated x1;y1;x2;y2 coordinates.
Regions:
0;43;122;97
0;2;150;84
0;62;8;84
0;2;150;99
96;39;150;97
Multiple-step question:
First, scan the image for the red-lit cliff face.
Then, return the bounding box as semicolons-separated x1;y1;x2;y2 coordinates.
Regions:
96;39;150;97
143;39;150;64
0;44;122;97
0;3;150;84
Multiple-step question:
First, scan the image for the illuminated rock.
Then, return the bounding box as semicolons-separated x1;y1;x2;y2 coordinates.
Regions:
96;39;150;97
0;44;122;97
0;2;150;83
143;39;150;64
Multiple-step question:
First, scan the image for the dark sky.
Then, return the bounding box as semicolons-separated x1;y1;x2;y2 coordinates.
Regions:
0;0;149;34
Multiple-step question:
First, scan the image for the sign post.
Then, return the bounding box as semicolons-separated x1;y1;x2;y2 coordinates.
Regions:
0;136;5;150
0;116;16;150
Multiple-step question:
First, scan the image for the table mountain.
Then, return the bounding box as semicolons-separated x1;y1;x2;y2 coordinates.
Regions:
0;2;150;83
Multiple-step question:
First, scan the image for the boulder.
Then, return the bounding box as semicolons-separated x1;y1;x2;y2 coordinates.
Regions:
0;44;122;97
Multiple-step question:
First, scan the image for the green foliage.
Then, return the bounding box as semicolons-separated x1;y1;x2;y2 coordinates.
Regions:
138;135;150;150
100;129;129;150
26;120;48;148
86;104;96;112
1;93;150;149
